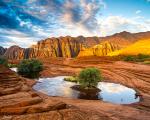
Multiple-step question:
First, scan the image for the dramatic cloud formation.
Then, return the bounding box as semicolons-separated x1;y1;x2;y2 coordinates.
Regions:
0;0;150;47
0;0;105;47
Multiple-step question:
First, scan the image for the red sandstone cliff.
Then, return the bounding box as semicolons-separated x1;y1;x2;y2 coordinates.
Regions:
2;31;150;59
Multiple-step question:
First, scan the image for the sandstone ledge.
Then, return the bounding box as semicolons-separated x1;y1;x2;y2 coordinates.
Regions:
1;59;150;120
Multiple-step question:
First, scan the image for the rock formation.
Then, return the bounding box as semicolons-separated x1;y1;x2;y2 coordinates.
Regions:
3;36;101;59
2;31;150;59
3;45;24;59
78;41;120;57
108;39;150;56
0;65;67;116
1;65;140;120
0;46;6;56
78;31;150;57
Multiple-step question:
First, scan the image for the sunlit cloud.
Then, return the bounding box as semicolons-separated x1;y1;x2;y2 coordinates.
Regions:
99;16;150;36
0;0;150;47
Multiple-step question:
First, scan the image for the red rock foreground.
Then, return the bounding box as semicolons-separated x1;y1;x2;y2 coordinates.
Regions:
1;57;150;120
40;57;150;118
0;65;125;120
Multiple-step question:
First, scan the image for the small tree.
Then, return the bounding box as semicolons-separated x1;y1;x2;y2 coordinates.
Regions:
78;67;102;88
0;57;8;67
123;55;135;61
18;59;43;78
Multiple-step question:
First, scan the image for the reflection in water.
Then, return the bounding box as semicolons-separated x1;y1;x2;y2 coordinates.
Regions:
33;76;140;104
10;68;17;72
78;92;100;100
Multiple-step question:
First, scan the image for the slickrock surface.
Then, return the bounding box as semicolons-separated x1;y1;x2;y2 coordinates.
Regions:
40;57;150;112
0;64;132;120
1;56;150;120
0;65;73;119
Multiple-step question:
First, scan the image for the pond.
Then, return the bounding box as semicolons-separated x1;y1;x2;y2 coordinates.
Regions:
33;76;140;104
10;68;17;72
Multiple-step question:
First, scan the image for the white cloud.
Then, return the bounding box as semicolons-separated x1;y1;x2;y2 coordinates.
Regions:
99;16;150;37
0;29;37;48
135;10;141;14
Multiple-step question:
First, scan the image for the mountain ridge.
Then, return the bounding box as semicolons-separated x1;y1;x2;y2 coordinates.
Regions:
1;31;150;59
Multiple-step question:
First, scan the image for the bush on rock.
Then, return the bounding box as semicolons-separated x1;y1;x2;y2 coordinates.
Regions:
18;59;43;78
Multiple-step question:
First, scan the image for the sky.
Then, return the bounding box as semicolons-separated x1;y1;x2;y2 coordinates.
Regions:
0;0;150;47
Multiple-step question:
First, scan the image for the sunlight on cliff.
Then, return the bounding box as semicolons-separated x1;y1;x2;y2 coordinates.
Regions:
78;41;120;57
108;39;150;56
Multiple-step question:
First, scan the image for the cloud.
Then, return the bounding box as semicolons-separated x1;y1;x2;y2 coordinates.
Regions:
99;16;150;36
0;0;106;47
0;29;37;48
135;10;141;14
0;0;150;48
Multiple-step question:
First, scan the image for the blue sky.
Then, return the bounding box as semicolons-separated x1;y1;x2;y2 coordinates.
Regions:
0;0;150;47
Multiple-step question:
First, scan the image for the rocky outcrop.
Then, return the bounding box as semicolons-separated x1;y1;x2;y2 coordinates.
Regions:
0;65;67;116
3;36;101;59
78;41;120;57
0;46;6;56
4;45;24;59
100;31;150;48
3;31;150;59
78;31;150;57
31;36;84;58
108;39;150;56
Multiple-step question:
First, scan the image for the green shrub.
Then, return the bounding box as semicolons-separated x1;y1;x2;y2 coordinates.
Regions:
64;76;78;82
8;64;18;68
136;54;150;62
122;54;150;62
122;55;135;61
0;57;8;66
18;59;43;78
78;67;102;88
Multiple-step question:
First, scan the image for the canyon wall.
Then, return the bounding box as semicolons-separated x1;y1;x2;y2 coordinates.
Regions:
3;36;101;59
2;31;150;59
78;41;120;57
78;31;150;57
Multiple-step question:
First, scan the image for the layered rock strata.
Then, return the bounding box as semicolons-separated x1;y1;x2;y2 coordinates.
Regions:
2;31;150;59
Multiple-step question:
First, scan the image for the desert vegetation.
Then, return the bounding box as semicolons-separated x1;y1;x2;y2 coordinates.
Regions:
78;67;102;89
8;63;18;68
64;67;103;88
0;57;8;67
64;76;78;82
17;59;43;78
122;54;150;62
